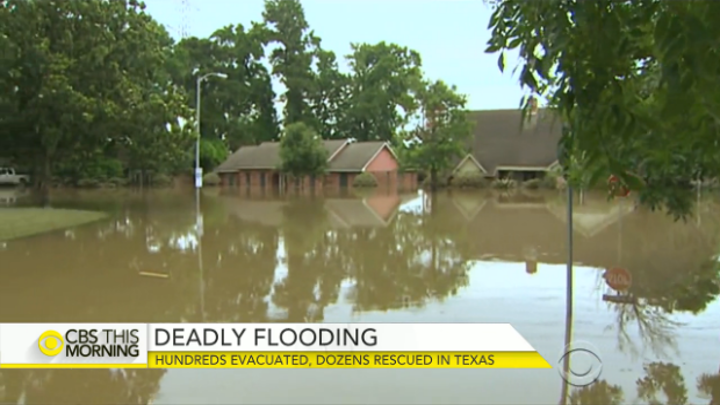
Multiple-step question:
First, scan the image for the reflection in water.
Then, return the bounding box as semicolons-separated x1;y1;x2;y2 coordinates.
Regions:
0;369;166;405
0;189;719;404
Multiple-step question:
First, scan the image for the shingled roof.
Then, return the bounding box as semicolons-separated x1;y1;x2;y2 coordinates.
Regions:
215;139;393;173
328;142;389;172
455;108;563;176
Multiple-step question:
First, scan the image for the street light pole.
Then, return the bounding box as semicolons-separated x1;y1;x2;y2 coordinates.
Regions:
193;72;226;322
194;72;227;189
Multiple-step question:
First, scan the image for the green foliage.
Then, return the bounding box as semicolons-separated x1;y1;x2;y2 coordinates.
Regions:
540;173;560;189
203;172;221;186
200;139;229;172
491;178;517;189
451;172;488;188
152;174;173;188
403;80;473;189
0;0;190;188
77;178;101;189
262;0;316;126
352;172;378;188
172;25;279;150
0;0;459;188
522;178;541;189
279;122;329;177
342;42;424;142
486;0;720;219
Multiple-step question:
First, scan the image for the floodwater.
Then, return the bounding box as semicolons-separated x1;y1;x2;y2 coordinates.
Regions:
0;187;719;405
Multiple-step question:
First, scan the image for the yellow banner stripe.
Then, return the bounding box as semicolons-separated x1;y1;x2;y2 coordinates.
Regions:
0;364;147;369
148;351;551;369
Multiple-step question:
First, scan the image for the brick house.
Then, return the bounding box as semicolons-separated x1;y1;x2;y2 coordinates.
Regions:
450;100;563;182
215;139;418;192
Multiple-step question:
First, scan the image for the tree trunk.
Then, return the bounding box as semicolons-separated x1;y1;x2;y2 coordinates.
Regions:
430;168;438;191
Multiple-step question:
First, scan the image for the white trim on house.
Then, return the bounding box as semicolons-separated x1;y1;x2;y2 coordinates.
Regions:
327;139;351;162
361;143;397;172
452;154;488;174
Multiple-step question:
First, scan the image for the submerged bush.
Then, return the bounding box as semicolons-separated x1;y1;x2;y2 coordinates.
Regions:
152;174;173;187
452;172;488;188
491;178;517;189
353;172;378;188
203;172;221;186
523;178;542;189
77;178;100;188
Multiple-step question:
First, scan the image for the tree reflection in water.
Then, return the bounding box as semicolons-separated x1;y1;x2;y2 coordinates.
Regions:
606;256;720;359
568;380;624;405
0;369;166;405
697;371;720;405
566;361;720;405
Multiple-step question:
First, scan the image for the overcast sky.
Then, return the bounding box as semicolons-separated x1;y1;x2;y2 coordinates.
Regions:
143;0;525;111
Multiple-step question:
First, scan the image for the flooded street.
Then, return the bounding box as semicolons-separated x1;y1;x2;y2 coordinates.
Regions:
1;188;719;404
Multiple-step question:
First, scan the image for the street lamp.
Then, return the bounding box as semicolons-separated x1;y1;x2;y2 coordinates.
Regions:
195;72;227;189
194;71;226;322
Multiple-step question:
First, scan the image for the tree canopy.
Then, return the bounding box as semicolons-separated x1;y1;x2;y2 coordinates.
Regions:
0;0;471;189
278;122;328;178
486;0;720;218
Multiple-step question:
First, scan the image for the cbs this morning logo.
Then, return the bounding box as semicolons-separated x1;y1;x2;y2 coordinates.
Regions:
38;328;141;358
557;341;603;387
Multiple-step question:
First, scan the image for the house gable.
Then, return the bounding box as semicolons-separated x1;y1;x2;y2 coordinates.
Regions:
453;154;486;175
466;108;563;176
329;142;395;172
363;144;399;172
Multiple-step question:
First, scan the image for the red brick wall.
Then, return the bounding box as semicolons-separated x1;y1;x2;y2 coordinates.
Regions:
222;167;418;192
365;147;399;172
324;173;356;190
399;172;418;191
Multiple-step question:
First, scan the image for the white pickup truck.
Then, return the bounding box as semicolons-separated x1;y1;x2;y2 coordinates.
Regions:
0;167;30;186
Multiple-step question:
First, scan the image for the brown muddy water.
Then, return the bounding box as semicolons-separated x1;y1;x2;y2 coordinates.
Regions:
0;188;719;404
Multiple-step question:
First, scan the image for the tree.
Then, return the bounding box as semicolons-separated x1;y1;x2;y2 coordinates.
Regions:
278;122;328;178
342;42;424;142
309;47;350;139
170;23;279;158
1;0;184;197
262;0;317;126
485;0;720;219
404;80;473;190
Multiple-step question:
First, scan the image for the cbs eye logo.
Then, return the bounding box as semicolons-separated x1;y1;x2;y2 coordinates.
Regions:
38;330;64;356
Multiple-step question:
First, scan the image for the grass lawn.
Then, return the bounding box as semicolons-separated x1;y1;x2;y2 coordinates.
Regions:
0;208;108;242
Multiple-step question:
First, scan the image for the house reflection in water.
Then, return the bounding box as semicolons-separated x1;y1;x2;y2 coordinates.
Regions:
221;192;408;229
442;190;720;298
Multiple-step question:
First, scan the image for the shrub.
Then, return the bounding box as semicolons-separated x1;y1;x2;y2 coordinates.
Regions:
203;172;221;186
491;178;517;189
108;177;128;187
523;178;542;189
77;178;100;188
353;172;378;188
152;174;173;187
452;172;488;188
